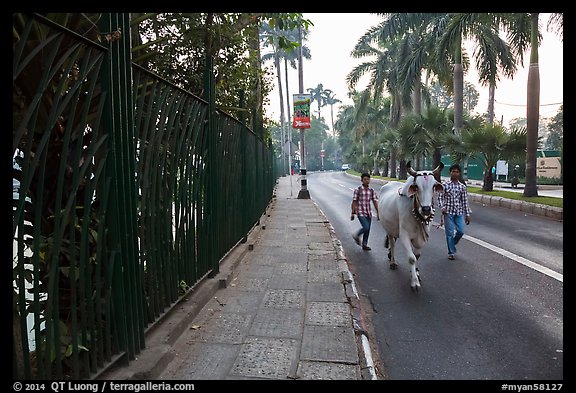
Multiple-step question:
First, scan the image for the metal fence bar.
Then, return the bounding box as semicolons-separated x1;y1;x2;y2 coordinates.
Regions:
99;12;142;361
204;53;217;276
13;13;111;380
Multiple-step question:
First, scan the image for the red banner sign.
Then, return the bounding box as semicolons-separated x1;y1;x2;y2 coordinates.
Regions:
292;94;311;129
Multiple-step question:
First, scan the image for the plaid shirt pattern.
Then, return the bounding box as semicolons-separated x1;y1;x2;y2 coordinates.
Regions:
353;186;377;217
438;180;472;216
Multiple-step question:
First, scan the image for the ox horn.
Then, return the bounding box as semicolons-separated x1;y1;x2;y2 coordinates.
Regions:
432;162;445;176
406;160;418;177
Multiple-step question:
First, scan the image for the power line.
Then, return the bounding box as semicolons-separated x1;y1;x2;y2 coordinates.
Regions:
494;100;563;107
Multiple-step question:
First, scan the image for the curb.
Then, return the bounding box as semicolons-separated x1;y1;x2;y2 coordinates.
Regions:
312;201;379;381
94;197;275;380
467;193;562;221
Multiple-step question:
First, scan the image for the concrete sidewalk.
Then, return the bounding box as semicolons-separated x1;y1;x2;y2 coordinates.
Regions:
98;175;377;381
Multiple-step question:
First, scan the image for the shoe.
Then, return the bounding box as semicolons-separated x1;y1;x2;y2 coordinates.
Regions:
362;245;371;251
448;254;455;260
352;235;360;246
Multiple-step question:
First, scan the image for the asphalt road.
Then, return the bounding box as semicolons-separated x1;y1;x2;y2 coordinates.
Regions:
305;171;563;381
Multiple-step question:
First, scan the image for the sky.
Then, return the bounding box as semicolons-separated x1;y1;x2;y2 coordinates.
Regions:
263;13;563;132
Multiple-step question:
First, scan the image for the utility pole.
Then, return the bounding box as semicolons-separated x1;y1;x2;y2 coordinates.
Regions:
285;58;293;196
320;140;324;171
280;121;286;176
297;21;310;199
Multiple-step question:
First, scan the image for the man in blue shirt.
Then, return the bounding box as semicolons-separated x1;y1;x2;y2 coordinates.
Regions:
437;164;472;260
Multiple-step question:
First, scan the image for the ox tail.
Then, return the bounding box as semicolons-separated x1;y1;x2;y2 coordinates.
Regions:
385;236;389;249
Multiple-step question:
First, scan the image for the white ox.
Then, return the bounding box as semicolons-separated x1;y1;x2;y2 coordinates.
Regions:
378;161;444;291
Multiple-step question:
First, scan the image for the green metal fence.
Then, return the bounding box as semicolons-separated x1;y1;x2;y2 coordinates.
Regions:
13;13;275;380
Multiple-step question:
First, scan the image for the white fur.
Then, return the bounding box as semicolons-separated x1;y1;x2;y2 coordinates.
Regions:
378;173;443;291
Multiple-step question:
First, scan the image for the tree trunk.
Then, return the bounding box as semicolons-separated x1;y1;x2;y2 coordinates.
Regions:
383;152;389;178
487;83;496;124
413;76;422;115
247;18;263;130
275;53;287;175
389;93;402;179
373;149;380;176
483;168;494;191
453;37;466;183
524;13;540;197
390;150;397;179
399;159;407;180
330;105;335;134
433;147;442;182
390;94;402;130
453;66;463;135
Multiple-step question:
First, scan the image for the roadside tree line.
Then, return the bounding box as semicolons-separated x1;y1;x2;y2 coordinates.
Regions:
340;13;562;195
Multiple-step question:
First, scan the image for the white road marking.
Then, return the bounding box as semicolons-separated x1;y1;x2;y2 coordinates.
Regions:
336;183;355;192
433;223;562;283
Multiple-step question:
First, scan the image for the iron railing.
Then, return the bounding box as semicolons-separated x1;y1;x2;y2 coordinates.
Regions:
13;13;275;380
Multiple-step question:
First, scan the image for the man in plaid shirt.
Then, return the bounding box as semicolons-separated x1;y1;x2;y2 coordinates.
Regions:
437;163;472;260
351;173;380;251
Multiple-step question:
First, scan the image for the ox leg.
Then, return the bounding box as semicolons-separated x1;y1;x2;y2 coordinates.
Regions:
413;247;422;285
399;236;421;291
387;235;398;270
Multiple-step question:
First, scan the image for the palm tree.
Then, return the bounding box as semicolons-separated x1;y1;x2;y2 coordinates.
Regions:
334;104;357;162
261;23;311;175
472;25;517;123
349;14;459;178
463;82;480;114
396;116;420;179
436;14;518;182
415;105;453;180
371;14;520;182
498;13;562;197
348;34;408;130
525;13;542;197
347;38;409;177
307;83;327;119
399;114;430;169
261;23;290;174
359;14;457;118
380;127;400;177
334;91;387;173
462;123;527;191
323;89;341;134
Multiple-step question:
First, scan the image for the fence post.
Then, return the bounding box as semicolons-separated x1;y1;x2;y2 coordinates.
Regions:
269;138;275;199
261;124;266;210
238;91;249;243
204;52;219;277
251;110;261;225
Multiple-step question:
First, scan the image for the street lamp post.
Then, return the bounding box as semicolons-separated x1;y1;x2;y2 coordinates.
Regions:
297;21;310;199
320;141;324;171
